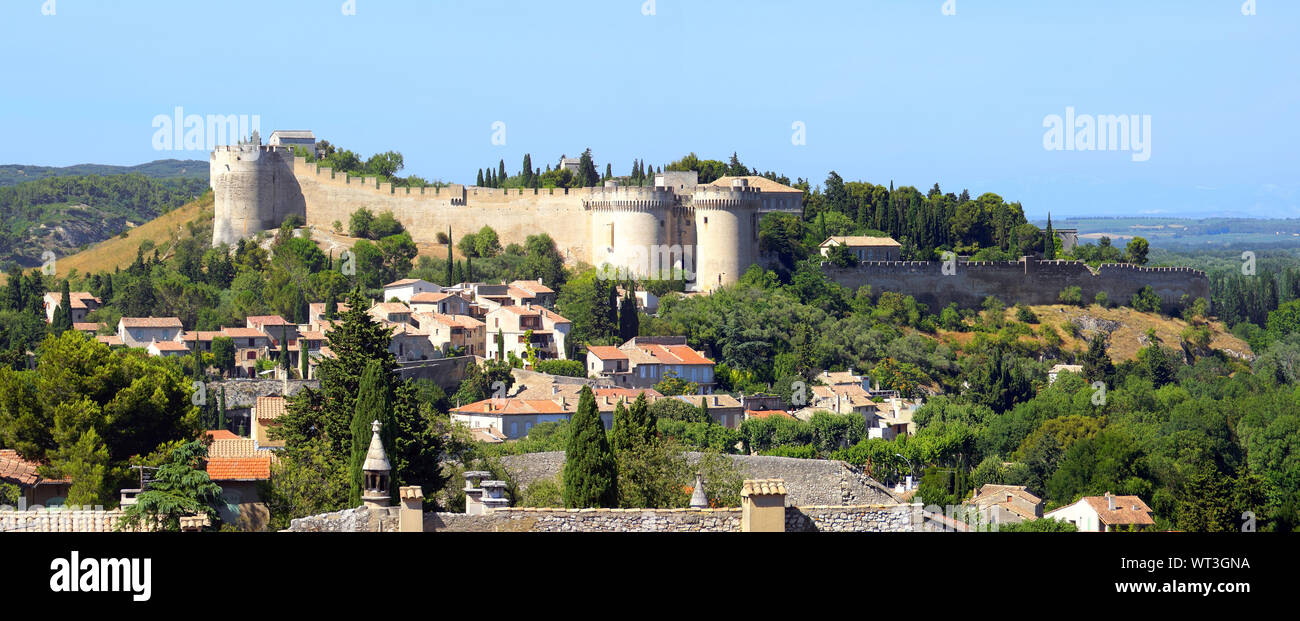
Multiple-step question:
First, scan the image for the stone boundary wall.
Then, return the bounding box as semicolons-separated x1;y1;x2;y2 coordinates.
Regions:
285;505;399;532
428;507;744;532
824;258;1210;311
497;452;901;507
785;504;918;532
207;379;318;409
0;509;126;533
395;356;474;389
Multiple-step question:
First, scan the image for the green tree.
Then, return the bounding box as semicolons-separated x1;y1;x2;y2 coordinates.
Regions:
349;208;374;239
53;280;73;335
618;292;639;341
119;439;225;532
1081;333;1115;386
1125;236;1149;265
1043;214;1056;260
562;386;618;508
349;360;394;507
59;427;110;506
211;336;236;378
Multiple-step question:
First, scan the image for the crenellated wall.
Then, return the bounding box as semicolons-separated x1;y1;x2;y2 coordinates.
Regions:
824;257;1210;311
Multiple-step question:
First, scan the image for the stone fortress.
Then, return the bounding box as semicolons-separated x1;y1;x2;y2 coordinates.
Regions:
210;131;802;292
211;130;1209;306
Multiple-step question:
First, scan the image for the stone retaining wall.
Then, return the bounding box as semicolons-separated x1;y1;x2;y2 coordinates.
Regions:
285;505;399;532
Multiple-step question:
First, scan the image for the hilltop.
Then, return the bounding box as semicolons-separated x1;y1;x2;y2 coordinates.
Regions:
0;159;207;186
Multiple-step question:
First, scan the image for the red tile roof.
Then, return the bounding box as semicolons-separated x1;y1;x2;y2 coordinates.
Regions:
746;409;794;420
633;343;713;366
205;457;271;481
586;345;628;360
205;430;240;440
1084;495;1156;526
246;315;291;325
509;280;555;294
0;449;41;486
453;398;574;416
221;327;269;339
410;291;453;303
255;396;286;420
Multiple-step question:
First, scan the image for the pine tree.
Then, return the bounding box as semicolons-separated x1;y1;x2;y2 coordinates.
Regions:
563;386;618;508
349;360;394;507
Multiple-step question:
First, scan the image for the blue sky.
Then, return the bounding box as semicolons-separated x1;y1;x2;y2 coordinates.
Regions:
1;0;1296;219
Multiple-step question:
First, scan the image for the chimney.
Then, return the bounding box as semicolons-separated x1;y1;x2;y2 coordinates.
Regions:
399;486;424;532
689;473;709;509
740;479;787;532
713;396;720;407
1106;492;1116;511
551;384;559;395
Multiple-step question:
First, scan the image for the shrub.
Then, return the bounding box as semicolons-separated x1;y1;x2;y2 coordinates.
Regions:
1058;286;1083;307
435;231;450;244
348;208;374;239
759;444;818;459
520;476;564;507
1131;286;1162;313
1014;304;1038;324
533;359;584;377
1094;291;1110;308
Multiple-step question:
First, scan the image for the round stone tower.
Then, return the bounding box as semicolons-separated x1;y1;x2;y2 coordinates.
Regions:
209;140;305;248
691;178;762;291
584;182;676;280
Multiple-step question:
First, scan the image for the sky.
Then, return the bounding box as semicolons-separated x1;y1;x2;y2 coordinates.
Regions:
1;0;1297;219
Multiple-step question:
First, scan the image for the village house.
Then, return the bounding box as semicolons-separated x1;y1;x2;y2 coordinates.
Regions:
417;312;486;357
146;339;191;358
43;291;102;324
616;286;659;314
179;330;223;353
369;302;414;327
247;315;299;344
117;317;184;348
252;396;286;450
204;430;257;458
484;304;571;361
389;322;435;361
1044;492;1155;532
409;291;471;316
819;236;902;262
1048;363;1084;385
587;336;715;392
451;397;575;440
221;327;273;378
203;456;272;531
307;302;350;324
967;484;1044;524
72;322;101;336
0;449;71;507
382;278;442;304
508;279;557;307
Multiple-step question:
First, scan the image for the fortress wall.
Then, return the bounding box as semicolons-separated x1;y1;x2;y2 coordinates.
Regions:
211;147;305;247
292;158;594;262
825;259;1209;311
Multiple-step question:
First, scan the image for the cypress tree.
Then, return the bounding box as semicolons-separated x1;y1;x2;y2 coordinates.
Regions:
477;169;484;187
1044;213;1056;260
53;280;73;334
349;360;393;507
618;292;638;341
300;341;309;379
445;227;454;285
604;163;612;181
563;386;618;508
218;387;227;431
279;325;290;376
466;255;473;282
606;282;618;340
496;329;505;361
498;159;507;185
610;400;634;454
629;393;655;445
699;396;710;425
324;290;338;320
522;154;532;184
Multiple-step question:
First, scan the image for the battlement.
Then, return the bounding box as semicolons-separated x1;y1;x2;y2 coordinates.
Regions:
583;186;677;211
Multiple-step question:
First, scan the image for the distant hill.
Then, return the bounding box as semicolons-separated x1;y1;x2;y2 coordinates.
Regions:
52;192;214;279
1034;215;1300;250
0;159;208;187
0;172;210;268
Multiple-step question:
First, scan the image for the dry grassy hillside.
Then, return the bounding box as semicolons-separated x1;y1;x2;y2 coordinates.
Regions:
51;192;214;279
938;303;1251;362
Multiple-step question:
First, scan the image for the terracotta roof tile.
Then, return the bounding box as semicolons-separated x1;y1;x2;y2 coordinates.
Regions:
205;457;271;481
120;317;183;328
586;345;628;360
255;396;286;420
